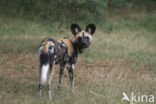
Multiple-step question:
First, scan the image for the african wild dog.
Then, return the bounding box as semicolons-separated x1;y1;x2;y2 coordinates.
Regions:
39;24;96;100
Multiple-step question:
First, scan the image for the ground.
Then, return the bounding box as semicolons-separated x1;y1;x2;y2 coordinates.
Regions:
0;11;156;104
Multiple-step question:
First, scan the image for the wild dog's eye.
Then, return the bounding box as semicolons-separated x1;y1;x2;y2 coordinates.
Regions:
84;37;89;41
78;37;82;41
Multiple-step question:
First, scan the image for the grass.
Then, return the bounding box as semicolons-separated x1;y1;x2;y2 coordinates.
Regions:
0;11;156;104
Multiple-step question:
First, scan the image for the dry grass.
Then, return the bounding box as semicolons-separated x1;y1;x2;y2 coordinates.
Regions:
0;53;155;104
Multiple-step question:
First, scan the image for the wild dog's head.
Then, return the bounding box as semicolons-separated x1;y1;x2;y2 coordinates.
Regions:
71;24;96;53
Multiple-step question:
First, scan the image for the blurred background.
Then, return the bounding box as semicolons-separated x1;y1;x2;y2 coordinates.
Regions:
0;0;156;104
0;0;156;29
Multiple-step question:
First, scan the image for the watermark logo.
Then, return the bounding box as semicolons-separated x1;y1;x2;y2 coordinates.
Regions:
121;92;154;104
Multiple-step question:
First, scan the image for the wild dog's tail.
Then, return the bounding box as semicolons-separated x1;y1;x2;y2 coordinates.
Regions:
39;44;55;85
40;62;49;85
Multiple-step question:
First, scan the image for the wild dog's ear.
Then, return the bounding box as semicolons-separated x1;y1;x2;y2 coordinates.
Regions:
71;24;81;35
85;24;96;35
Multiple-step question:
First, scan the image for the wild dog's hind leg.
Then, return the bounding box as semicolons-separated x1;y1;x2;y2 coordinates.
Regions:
68;64;75;92
58;63;66;90
48;61;55;100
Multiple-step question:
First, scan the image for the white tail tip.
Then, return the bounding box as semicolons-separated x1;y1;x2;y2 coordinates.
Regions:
41;64;49;85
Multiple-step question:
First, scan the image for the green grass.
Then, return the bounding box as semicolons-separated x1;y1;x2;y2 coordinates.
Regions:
0;11;156;104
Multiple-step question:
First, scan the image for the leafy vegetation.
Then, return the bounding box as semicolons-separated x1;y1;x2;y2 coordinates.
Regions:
0;0;155;24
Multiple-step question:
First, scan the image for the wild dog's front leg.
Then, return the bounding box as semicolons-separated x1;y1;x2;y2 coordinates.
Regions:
68;64;75;92
58;63;66;90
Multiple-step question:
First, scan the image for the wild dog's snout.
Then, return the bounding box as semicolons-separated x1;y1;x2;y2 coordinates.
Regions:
78;36;90;48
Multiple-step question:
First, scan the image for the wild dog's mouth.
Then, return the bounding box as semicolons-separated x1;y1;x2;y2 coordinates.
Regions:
79;43;89;48
78;43;90;53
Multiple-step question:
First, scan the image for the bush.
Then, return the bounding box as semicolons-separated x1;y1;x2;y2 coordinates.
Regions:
0;0;155;25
